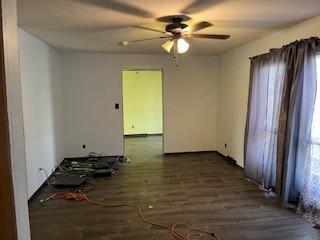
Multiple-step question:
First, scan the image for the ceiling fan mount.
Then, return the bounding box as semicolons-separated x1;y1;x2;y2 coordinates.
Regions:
158;15;191;23
166;23;187;34
158;15;190;35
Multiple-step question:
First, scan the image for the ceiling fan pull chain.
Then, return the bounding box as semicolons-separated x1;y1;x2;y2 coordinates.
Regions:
176;52;179;67
173;40;179;67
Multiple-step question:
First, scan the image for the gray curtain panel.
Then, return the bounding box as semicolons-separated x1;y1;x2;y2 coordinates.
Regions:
244;51;285;189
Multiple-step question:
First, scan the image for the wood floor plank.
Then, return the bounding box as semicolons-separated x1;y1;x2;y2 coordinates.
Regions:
28;136;320;239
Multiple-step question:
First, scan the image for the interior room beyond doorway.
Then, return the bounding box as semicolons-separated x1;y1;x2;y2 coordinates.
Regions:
122;70;163;155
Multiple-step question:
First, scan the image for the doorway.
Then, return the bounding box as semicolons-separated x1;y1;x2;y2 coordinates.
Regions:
122;70;163;157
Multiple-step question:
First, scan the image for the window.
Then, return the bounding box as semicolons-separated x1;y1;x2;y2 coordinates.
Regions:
311;55;320;138
311;55;320;172
305;54;320;209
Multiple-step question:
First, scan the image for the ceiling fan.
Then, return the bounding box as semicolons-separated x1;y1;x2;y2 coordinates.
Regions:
120;15;230;54
78;0;229;57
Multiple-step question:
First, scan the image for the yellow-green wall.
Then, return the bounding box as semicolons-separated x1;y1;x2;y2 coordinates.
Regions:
122;70;163;135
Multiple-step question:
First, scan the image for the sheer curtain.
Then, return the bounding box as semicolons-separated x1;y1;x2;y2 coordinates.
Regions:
298;54;320;227
244;52;285;189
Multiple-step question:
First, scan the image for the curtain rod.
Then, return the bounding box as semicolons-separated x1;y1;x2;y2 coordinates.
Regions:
249;48;280;60
249;37;320;60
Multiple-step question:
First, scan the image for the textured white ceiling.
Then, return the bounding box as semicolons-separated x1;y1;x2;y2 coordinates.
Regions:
17;0;320;55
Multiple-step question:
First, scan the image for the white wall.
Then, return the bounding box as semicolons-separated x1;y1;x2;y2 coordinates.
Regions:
217;16;320;167
61;53;219;156
18;29;64;198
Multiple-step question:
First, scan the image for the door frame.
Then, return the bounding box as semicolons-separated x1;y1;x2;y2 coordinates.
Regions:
1;0;31;238
0;1;18;238
121;68;165;155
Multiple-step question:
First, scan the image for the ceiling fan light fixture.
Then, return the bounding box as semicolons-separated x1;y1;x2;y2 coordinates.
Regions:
177;38;189;54
161;39;174;53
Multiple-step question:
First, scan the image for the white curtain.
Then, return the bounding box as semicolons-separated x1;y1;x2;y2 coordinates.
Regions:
299;54;320;227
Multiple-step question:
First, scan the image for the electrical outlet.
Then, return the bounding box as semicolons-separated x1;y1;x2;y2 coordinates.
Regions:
82;144;86;149
225;143;227;148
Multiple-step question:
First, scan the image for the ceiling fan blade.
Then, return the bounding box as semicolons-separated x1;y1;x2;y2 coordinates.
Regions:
189;21;212;33
207;20;282;29
188;34;230;40
78;0;154;18
120;36;170;45
132;25;167;34
182;0;223;14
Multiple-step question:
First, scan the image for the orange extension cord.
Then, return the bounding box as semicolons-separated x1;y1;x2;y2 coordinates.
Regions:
45;191;221;240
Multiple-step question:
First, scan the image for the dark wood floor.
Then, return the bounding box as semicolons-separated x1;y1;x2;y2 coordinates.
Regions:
29;136;320;240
